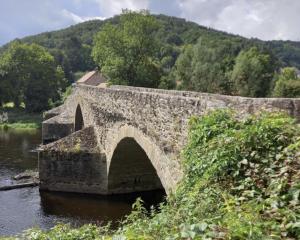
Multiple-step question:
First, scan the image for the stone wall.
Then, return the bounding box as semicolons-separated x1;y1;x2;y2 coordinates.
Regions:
39;127;108;194
39;84;300;195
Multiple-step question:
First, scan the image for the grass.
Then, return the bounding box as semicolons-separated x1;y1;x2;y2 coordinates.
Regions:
0;105;42;129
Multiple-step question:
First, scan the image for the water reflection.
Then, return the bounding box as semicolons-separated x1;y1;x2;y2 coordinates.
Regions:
41;190;165;226
0;129;166;236
0;129;40;183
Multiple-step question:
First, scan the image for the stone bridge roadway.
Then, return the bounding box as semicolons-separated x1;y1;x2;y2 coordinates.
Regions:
39;84;300;195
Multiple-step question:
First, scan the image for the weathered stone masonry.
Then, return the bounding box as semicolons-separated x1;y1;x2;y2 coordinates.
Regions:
39;84;300;195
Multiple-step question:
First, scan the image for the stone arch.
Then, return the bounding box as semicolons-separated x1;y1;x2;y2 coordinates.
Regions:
74;104;84;131
106;125;182;194
108;137;164;194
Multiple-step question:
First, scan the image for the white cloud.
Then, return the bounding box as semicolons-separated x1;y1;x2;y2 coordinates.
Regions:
61;9;85;23
178;0;300;41
61;9;105;23
178;0;233;27
93;0;149;18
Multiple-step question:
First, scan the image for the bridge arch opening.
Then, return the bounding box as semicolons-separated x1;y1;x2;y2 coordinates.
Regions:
75;105;84;131
108;137;164;194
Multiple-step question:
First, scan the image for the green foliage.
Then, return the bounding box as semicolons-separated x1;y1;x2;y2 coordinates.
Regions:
49;48;74;83
0;107;41;129
6;20;101;77
16;110;300;239
1;14;300;97
61;36;96;73
173;39;280;97
266;40;300;70
273;67;300;97
231;47;278;97
92;10;162;88
178;110;300;239
0;42;66;112
20;224;111;240
1;14;300;98
174;37;242;94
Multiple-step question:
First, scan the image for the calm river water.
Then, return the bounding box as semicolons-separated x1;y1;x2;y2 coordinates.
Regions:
0;129;165;236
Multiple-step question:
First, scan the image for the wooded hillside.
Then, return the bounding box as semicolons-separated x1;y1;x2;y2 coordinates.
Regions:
1;14;300;78
1;13;300;112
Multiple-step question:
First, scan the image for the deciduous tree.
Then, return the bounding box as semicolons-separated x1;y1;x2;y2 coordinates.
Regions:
92;10;162;88
0;42;66;111
273;67;300;97
231;47;277;97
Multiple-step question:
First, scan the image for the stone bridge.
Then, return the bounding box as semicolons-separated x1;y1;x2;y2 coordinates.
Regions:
39;84;300;195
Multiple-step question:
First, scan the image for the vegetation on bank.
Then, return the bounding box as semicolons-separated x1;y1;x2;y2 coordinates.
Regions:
0;107;42;129
7;110;299;239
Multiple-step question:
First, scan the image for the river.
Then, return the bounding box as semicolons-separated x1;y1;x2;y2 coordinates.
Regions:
0;129;165;236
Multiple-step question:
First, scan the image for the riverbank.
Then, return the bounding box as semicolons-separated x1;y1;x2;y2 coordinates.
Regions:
0;170;39;191
0;108;42;129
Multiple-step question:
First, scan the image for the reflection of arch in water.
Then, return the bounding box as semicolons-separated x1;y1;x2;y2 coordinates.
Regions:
40;190;165;224
74;104;84;131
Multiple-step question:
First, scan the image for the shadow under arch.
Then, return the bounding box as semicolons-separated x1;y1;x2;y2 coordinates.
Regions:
75;104;84;131
107;137;165;194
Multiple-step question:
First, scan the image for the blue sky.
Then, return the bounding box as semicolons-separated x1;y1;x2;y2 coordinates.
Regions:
0;0;300;46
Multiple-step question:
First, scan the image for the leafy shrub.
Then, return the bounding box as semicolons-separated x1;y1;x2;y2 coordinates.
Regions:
20;224;111;240
273;67;300;97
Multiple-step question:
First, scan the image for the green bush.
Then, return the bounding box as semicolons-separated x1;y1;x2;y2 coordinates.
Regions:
20;224;111;240
273;67;300;97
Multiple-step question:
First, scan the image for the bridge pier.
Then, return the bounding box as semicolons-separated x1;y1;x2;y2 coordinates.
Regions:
39;126;166;195
42;106;74;144
39;127;108;194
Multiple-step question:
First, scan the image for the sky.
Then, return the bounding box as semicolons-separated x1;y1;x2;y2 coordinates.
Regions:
0;0;300;46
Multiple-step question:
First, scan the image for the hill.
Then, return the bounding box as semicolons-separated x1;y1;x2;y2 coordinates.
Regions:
1;14;300;78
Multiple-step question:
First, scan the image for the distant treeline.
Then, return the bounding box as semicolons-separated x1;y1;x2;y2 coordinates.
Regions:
1;12;300;112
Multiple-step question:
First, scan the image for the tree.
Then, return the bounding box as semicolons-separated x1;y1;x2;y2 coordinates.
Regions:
0;64;13;106
60;36;84;72
174;37;240;94
0;42;66;112
231;47;277;97
174;45;193;89
49;48;74;83
92;10;162;88
273;67;300;97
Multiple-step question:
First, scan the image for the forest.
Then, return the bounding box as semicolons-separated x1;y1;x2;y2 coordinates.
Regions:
1;11;300;112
